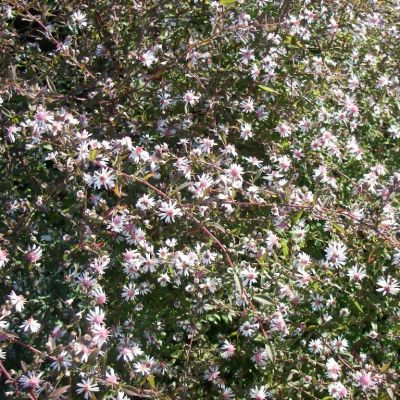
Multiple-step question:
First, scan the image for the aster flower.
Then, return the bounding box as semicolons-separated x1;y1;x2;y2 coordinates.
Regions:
112;392;130;400
250;385;270;400
225;163;244;184
71;11;88;28
158;200;183;223
0;247;9;268
122;283;139;301
198;138;216;154
136;194;156;211
25;245;43;264
275;123;292;138
239;47;254;64
325;241;347;268
105;368;119;386
325;358;341;380
90;256;110;275
251;347;268;367
130;146;150;163
331;336;349;353
353;370;375;390
347;265;367;282
240;321;259;337
6;125;21;142
203;365;220;383
193;173;214;196
328;382;348;399
134;360;151;376
92;168;116;190
8;290;26;312
220;340;235;359
308;338;324;354
376;276;400;296
139;50;157;67
117;344;135;362
240;266;259;287
220;385;235;399
183;90;200;106
20;371;44;391
20;317;41;334
86;306;105;325
50;351;72;371
240;97;255;113
240;122;254;140
391;249;400;266
76;378;100;399
77;272;96;291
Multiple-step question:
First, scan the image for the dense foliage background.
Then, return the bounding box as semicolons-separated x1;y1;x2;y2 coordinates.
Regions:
0;0;399;399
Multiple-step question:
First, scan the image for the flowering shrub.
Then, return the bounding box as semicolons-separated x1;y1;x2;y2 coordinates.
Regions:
1;0;400;398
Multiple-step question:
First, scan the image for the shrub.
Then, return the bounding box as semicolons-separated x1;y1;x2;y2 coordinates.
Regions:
0;0;399;398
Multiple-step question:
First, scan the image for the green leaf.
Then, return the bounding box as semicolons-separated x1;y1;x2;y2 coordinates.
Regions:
281;239;289;257
88;149;98;161
386;388;394;400
293;211;303;224
169;181;192;196
113;184;123;198
265;341;275;363
121;385;142;397
218;132;227;145
258;84;279;94
207;222;226;234
220;0;236;4
46;76;57;93
253;296;274;306
144;173;155;181
43;144;54;151
233;272;242;294
353;300;363;314
380;362;391;373
147;374;156;389
332;223;345;233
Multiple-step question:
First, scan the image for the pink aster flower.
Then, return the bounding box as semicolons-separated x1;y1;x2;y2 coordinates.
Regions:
220;340;235;359
325;241;347;268
325;358;341;380
328;382;348;399
25;245;43;264
20;317;41;334
376;276;400;296
353;370;375;390
93;168;116;190
158;200;183;223
183;90;200;106
20;371;44;391
250;385;270;400
0;247;9;268
8;291;27;312
76;378;100;399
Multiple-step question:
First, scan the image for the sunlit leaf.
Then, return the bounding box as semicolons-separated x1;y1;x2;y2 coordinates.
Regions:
233;272;242;294
253;296;274;306
258;84;279;94
265;341;275;363
281;239;289;257
147;374;156;389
